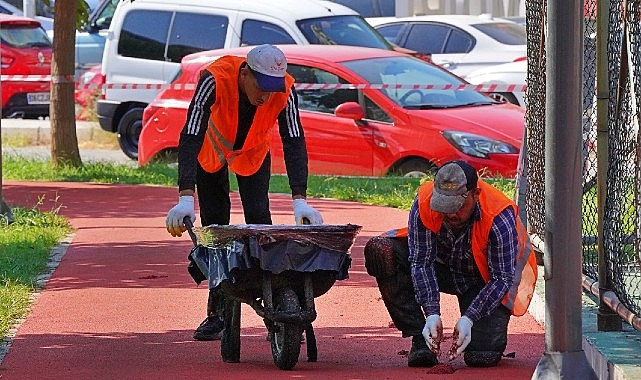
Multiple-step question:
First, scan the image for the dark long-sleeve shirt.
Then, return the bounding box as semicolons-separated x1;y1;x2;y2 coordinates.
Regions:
407;196;518;322
177;68;309;197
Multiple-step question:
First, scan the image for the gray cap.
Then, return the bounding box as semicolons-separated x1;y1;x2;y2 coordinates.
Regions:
430;160;478;214
246;44;287;92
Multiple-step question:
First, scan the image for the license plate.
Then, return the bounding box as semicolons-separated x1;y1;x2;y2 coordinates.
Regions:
27;92;50;105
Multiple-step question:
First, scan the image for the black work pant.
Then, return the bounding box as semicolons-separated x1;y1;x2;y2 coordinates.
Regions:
373;237;510;353
196;154;273;317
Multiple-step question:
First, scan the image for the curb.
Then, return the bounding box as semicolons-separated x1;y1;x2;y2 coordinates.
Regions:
1;119;102;146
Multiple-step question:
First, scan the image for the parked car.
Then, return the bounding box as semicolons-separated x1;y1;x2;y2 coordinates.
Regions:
0;0;53;30
465;59;526;106
139;45;525;178
0;14;52;119
45;0;118;78
96;0;407;160
328;0;395;17
367;14;527;78
74;63;103;108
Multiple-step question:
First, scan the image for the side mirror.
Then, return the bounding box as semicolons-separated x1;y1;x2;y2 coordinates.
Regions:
335;102;364;121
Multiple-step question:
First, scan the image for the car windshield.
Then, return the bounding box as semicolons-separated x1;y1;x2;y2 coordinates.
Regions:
472;22;526;45
297;15;392;49
341;56;496;108
0;24;51;48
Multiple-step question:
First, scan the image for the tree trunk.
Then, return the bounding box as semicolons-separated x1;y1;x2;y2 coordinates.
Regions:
50;0;82;167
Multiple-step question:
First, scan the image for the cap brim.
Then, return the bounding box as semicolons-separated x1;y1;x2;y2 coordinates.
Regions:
252;69;286;92
430;192;465;214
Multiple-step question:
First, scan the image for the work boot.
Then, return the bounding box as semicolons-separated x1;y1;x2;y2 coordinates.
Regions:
407;335;438;367
463;351;502;367
193;316;224;341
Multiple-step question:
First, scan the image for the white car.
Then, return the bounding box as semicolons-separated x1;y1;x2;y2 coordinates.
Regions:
367;14;526;78
97;0;397;159
465;59;526;107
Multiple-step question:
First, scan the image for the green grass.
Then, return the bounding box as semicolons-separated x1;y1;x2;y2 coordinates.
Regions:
0;154;516;342
2;155;516;210
0;201;72;338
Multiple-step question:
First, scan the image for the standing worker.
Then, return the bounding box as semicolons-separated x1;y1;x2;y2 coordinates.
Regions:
165;44;323;341
364;160;537;367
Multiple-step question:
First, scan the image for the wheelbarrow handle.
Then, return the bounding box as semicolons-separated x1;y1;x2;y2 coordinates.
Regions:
183;216;198;247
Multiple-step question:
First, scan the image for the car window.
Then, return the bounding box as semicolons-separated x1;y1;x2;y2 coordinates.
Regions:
472;22;526;45
364;96;392;123
240;19;296;45
119;10;228;63
444;28;474;53
167;13;228;62
341;56;492;107
288;64;358;114
92;0;119;30
0;24;51;48
297;15;391;49
404;23;449;54
119;10;172;60
375;23;404;44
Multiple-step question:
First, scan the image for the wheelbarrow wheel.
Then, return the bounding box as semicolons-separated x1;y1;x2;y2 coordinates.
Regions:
271;288;303;370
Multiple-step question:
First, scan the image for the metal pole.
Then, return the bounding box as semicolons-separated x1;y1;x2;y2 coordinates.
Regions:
596;0;622;332
532;0;598;377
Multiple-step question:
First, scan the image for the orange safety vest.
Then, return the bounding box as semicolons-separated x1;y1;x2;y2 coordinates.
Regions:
382;179;538;316
197;56;296;176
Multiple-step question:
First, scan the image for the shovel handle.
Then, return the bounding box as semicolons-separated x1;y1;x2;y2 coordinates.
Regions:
183;216;198;247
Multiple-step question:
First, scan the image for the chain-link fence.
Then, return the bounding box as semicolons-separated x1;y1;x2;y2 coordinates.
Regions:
524;0;641;329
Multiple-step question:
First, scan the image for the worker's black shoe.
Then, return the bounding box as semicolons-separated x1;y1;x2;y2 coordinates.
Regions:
407;335;438;367
193;316;224;341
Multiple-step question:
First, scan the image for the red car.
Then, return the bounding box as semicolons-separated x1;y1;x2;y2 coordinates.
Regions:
74;64;104;108
0;14;52;119
139;45;524;178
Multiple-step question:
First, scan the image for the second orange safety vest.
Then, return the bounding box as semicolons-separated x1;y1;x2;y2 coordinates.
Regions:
382;179;538;316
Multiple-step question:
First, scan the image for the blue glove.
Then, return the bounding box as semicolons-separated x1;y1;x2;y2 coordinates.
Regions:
166;195;195;237
292;198;323;225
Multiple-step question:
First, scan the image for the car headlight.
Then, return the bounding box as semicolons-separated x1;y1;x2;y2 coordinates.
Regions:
442;131;519;158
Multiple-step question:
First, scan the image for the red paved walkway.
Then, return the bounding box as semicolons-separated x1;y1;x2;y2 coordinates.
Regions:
1;181;544;379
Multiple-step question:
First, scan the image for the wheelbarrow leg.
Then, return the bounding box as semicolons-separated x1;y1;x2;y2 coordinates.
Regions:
221;296;241;363
303;274;318;362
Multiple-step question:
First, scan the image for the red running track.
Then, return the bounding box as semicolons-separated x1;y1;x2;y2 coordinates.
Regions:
1;181;544;379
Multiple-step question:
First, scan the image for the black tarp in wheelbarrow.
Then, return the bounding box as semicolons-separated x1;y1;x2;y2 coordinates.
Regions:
185;223;362;370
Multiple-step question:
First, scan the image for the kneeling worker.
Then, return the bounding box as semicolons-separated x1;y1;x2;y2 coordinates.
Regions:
364;160;537;367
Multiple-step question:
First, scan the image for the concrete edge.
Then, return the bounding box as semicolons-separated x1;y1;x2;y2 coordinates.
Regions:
528;267;641;380
0;233;75;364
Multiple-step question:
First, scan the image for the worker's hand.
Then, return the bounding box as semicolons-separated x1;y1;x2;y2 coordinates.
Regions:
166;195;195;237
292;198;323;225
422;314;443;355
449;316;473;360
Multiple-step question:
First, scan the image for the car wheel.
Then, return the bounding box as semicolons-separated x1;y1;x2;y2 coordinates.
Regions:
117;107;144;160
488;92;519;106
396;159;436;178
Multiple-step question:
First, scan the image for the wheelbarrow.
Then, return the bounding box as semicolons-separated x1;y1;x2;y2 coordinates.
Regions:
185;219;361;370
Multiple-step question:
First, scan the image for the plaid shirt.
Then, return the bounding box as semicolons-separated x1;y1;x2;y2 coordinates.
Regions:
407;195;518;322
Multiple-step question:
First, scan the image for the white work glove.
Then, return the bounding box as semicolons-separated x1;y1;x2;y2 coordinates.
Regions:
166;195;195;237
292;198;323;225
422;314;443;355
449;315;473;360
